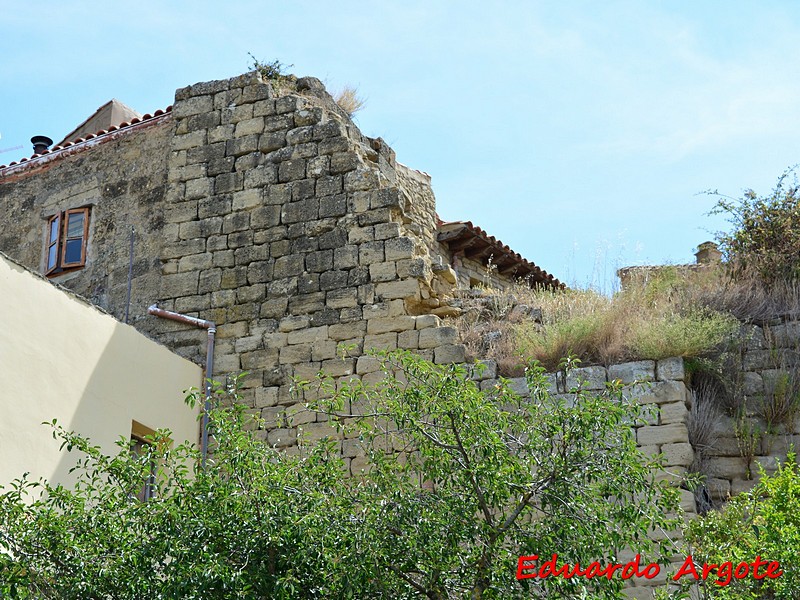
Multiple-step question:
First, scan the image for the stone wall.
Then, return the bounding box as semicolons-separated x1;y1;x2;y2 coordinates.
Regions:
0;71;467;472
0;117;172;322
700;319;800;503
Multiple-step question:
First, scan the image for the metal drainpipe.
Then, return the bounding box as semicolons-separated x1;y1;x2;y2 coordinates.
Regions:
147;304;216;470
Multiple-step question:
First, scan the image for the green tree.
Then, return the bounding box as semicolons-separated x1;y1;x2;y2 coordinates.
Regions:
683;453;800;600
0;352;680;599
711;168;800;284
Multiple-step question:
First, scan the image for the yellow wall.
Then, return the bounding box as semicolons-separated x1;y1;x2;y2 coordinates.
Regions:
0;252;201;487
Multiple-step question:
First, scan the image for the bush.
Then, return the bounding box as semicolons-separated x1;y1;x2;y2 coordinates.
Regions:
684;453;800;599
711;168;800;285
0;353;681;599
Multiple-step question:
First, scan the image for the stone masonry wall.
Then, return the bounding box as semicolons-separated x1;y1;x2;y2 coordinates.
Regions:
700;319;800;503
0;118;172;322
0;72;467;472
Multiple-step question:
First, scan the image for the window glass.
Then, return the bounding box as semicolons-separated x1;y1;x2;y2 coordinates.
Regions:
47;245;58;270
49;217;60;243
64;239;83;264
66;212;84;238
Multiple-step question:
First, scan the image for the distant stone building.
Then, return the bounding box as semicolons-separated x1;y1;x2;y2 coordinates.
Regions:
0;71;560;465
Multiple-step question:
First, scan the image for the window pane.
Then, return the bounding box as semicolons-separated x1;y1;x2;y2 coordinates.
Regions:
49;217;59;243
66;212;84;238
47;245;57;269
64;239;82;264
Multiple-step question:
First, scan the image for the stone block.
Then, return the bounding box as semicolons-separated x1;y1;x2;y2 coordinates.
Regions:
742;371;764;396
356;356;382;375
706;457;747;479
660;401;689;425
274;254;305;278
267;428;296;448
281;198;318;224
326;322;365;343
609;360;655;384
279;344;312;364
369;261;397;282
305;249;333;273
662;442;694;467
565;366;607;391
288;292;325;315
434;344;466;364
344;168;378;192
358;241;385;265
384;237;415;261
418;326;458;349
367;316;417;335
173;95;214;118
161;272;199;297
310;308;341;327
318;270;349;291
235;116;265;137
375;279;420;301
178;252;214;272
628;380;687;406
364;332;397;352
637;423;689;446
310;339;337;362
706;477;731;500
415;314;441;330
327;288;358;310
656;357;685;381
319;358;356;378
278;159;308;182
398;330;419;349
287;325;328;345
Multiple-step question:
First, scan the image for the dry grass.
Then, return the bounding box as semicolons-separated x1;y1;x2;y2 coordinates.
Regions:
457;267;800;376
334;86;365;117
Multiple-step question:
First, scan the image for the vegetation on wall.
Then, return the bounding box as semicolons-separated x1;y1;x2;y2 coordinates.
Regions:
681;454;800;599
0;352;680;599
710;168;800;285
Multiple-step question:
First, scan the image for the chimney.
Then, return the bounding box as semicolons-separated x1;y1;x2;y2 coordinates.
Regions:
31;135;53;156
695;241;722;265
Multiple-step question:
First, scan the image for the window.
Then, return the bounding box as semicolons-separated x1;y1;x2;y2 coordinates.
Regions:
131;421;157;502
45;207;90;276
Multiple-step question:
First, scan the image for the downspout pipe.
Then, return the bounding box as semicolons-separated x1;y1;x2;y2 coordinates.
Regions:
147;304;216;470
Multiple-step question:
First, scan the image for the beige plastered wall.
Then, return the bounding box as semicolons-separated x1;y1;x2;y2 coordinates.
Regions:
0;252;201;487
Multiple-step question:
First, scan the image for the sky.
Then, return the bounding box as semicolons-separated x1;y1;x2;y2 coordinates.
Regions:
2;1;799;291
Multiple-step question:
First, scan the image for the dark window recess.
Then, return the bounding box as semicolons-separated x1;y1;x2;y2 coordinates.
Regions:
45;207;90;276
131;435;156;502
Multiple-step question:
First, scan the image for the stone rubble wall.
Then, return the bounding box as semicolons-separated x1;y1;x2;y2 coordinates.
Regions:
0;71;473;475
702;320;800;503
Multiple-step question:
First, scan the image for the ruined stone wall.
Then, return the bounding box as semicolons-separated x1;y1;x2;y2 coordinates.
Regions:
700;320;800;503
0;72;467;472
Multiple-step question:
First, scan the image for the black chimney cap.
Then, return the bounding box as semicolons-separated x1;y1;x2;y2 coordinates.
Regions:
31;135;53;155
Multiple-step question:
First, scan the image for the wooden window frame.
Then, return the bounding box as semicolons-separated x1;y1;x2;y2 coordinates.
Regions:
45;207;90;276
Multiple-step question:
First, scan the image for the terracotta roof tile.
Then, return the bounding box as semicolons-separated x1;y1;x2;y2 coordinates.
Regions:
437;219;563;289
0;106;172;173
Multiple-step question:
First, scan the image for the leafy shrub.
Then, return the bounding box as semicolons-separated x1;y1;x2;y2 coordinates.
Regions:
628;308;739;360
711;168;800;285
684;453;800;599
0;353;681;599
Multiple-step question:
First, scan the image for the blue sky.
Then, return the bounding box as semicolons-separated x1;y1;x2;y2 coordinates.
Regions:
3;1;799;291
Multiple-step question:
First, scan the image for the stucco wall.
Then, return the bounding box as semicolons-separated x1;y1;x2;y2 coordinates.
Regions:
0;252;201;487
